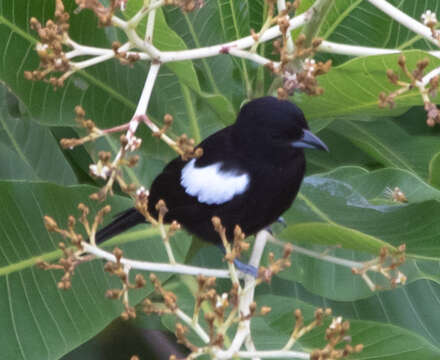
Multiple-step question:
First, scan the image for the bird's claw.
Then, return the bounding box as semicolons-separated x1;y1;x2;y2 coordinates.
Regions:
233;259;258;277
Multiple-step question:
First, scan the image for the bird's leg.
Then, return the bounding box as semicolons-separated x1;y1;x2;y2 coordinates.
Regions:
264;216;288;235
276;216;287;227
233;258;258;277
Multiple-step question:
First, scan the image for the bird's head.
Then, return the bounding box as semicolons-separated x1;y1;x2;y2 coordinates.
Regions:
234;96;328;154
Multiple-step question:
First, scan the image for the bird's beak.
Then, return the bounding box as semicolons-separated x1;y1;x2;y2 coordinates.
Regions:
291;130;329;152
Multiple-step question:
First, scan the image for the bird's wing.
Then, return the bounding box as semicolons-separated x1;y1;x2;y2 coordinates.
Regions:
149;125;245;210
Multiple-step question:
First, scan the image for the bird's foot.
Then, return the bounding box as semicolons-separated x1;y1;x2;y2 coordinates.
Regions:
264;216;287;235
276;216;287;227
233;258;258;277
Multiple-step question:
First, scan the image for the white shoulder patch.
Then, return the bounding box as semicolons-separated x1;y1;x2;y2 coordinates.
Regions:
180;159;250;205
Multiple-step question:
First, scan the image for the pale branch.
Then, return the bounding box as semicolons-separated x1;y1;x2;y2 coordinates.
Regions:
214;231;269;359
243;336;260;360
367;0;440;47
127;0;165;28
71;52;116;70
319;40;440;58
81;242;231;278
277;0;294;53
105;62;161;175
145;0;160;42
61;2;440;85
234;350;309;359
267;234;364;270
175;308;210;344
134;62;161;117
158;12;308;63
318;40;400;57
228;48;280;69
422;65;440;86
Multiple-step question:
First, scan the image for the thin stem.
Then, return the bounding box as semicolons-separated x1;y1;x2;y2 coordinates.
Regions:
129;0;164;28
318;40;400;56
233;350;309;359
422;65;440;86
72;53;115;70
159;222;176;264
367;0;439;47
82;242;231;278
134;62;161;116
145;0;161;42
277;0;294;53
159;12;308;63
218;231;269;359
176;309;210;344
228;48;280;68
244;335;260;360
126;27;162;58
267;234;363;269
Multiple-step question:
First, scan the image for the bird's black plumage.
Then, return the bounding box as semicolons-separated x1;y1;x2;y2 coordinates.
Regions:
95;96;328;250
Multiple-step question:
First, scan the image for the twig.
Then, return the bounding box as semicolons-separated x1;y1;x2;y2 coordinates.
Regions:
82;242;231;278
176;309;210;344
215;231;269;359
277;0;294;53
367;0;439;46
266;234;362;269
422;65;440;86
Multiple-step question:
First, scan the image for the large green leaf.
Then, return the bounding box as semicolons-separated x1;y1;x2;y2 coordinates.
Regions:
265;277;440;350
296;51;440;120
259;293;440;359
330;118;440;179
429;152;440;188
322;0;440;56
282;166;440;258
0;85;77;185
0;0;136;127
0;181;191;359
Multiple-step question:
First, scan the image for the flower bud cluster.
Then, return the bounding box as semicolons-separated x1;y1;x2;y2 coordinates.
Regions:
104;247;147;320
24;0;71;88
352;244;407;291
379;55;440;127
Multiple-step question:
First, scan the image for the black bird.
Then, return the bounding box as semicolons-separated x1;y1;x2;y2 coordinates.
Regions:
95;96;328;273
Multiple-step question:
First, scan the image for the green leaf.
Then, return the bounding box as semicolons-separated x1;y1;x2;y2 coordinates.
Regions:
0;85;77;185
281;222;394;253
0;0;138;127
297;51;440;120
322;0;440;51
266;277;440;350
329;118;440;179
0;181;191;359
149;6;236;126
259;293;440;359
282;166;440;259
428;152;440;189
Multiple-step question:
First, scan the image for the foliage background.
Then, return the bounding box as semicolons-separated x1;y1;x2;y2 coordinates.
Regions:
1;0;440;359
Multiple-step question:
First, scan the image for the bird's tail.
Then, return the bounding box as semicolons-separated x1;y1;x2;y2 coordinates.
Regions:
95;208;145;244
